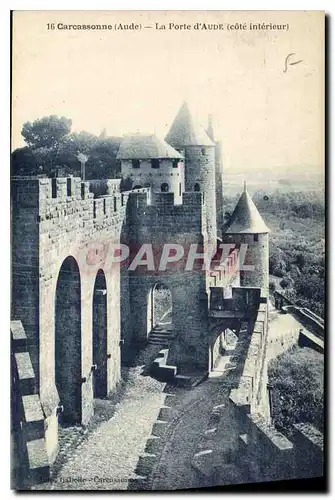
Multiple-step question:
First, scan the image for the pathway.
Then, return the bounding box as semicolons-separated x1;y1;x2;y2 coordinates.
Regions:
36;360;166;490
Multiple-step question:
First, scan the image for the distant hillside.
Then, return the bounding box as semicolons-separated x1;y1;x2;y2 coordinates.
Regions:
223;166;324;197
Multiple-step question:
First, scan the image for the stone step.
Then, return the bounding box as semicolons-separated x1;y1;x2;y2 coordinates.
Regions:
148;340;169;346
149;332;175;338
149;332;174;337
148;336;173;342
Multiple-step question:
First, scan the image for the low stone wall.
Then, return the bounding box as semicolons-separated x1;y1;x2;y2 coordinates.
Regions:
191;300;324;485
235;409;323;482
292;308;324;339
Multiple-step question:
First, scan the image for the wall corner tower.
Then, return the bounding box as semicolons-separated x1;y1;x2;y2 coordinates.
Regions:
223;183;270;296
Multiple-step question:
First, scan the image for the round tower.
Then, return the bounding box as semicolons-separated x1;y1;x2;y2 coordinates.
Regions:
223;183;270;295
206;114;225;235
165;101;217;245
117;133;185;203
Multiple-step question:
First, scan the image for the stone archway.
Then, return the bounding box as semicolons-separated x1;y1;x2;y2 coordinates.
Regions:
92;269;108;399
147;282;173;338
55;256;82;424
208;327;238;374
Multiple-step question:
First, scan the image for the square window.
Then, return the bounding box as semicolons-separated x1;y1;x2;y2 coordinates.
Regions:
151;159;160;169
132;159;140;168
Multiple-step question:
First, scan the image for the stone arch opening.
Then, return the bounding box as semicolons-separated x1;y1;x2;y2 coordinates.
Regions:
208;328;238;374
133;184;143;190
147;282;173;337
55;256;82;424
161;183;169;193
92;269;108;399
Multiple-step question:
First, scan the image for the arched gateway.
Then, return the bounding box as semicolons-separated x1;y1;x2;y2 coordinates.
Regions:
55;256;82;424
92;269;108;399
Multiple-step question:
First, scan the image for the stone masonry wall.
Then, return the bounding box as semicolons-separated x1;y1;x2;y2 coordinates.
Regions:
215;141;224;233
127;191;210;372
12;180;41;388
12;177;129;428
184;146;217;245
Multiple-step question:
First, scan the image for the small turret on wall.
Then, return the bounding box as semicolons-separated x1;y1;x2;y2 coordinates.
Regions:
223;183;270;296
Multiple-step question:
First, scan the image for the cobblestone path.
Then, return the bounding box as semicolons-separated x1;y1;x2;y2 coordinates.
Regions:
35;349;166;491
150;380;225;491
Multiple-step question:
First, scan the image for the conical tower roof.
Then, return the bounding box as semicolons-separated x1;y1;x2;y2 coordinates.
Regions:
225;183;270;234
165;101;215;147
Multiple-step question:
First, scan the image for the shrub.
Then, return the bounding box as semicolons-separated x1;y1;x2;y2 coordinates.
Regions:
268;346;324;437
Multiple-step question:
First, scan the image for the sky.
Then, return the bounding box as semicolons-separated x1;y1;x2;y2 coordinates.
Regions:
12;10;324;173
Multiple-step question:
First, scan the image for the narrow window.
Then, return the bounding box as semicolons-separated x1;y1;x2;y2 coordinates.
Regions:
201;148;206;155
172;159;179;168
52;178;57;198
161;183;169;193
179;183;181;196
254;234;259;242
194;183;200;192
132;159;140;169
66;178;72;196
151;159;160;169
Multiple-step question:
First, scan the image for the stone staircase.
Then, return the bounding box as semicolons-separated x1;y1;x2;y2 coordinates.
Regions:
148;324;175;347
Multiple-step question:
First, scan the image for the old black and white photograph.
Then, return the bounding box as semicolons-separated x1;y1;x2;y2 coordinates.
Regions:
10;9;325;492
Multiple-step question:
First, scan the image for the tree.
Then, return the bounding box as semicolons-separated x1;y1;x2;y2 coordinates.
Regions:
21;115;72;149
279;277;293;289
295;253;306;271
11;146;39;176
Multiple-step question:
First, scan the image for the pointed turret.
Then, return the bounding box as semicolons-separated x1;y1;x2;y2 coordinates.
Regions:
165;101;214;147
165;102;217;244
206;114;215;142
225;184;270;234
223;183;270;295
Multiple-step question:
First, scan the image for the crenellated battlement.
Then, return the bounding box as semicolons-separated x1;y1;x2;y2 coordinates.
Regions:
126;189;206;242
11;177;130;223
12;177;206;223
128;189;205;216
